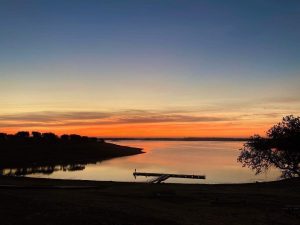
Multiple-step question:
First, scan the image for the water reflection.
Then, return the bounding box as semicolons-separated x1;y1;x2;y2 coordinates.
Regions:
0;164;87;176
1;141;281;183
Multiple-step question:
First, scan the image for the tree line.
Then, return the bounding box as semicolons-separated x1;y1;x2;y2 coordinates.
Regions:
0;131;104;144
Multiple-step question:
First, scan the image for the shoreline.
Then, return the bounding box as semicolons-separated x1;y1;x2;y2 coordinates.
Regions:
0;175;298;187
0;141;143;170
23;174;283;185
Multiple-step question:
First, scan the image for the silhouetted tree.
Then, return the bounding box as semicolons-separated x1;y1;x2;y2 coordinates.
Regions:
16;131;30;138
238;115;300;178
42;132;58;142
81;136;89;142
32;131;42;139
61;134;70;142
70;134;82;142
0;133;7;141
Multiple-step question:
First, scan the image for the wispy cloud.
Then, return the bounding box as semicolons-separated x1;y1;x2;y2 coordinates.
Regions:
0;110;231;128
1;99;299;129
0;111;111;122
262;96;300;104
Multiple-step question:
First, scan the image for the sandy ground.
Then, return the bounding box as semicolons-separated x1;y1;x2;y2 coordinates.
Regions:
0;176;299;225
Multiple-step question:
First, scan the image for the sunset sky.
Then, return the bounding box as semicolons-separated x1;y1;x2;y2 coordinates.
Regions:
1;0;300;137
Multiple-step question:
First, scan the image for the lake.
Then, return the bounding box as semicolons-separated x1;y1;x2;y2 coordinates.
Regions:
25;140;281;184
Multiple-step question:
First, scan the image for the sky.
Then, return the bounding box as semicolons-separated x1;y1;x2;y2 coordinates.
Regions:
0;0;300;137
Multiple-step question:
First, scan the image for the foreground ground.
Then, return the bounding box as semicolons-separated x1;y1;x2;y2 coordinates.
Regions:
0;176;299;225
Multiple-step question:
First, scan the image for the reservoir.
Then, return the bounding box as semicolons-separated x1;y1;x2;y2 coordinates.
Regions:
26;140;281;183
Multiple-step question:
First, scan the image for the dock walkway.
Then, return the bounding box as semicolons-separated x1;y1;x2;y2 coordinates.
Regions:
133;171;206;183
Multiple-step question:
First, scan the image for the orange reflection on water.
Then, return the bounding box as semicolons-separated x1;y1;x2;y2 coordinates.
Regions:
29;141;281;184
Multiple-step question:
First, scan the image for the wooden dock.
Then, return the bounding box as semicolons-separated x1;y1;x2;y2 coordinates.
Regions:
133;171;206;183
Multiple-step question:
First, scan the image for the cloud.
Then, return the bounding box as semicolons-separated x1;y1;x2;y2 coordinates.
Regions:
0;110;231;128
117;114;226;123
0;111;111;122
262;96;300;104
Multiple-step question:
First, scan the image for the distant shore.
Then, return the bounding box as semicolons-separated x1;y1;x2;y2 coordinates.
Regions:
104;137;249;141
0;176;299;225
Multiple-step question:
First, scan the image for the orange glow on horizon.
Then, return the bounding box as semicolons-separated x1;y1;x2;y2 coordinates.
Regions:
0;121;273;138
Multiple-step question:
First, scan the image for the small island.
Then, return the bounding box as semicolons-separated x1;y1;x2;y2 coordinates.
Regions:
0;131;143;171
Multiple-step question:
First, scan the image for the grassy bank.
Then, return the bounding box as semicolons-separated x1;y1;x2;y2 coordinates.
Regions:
0;176;299;225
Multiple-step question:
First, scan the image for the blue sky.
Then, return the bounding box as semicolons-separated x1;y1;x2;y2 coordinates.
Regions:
0;0;300;136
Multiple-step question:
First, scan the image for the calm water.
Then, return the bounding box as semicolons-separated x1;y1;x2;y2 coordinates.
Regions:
26;141;281;184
